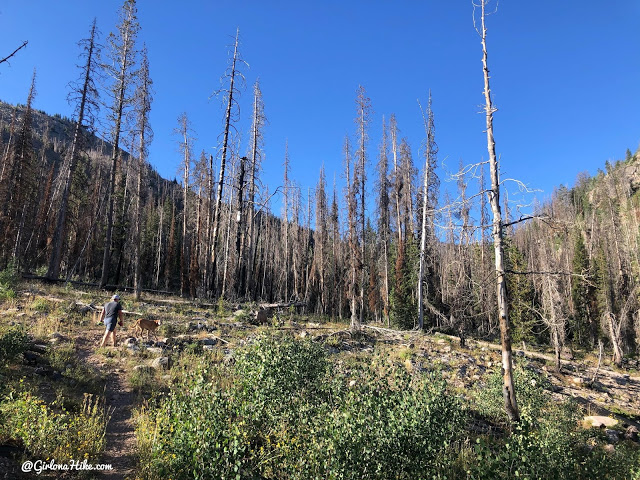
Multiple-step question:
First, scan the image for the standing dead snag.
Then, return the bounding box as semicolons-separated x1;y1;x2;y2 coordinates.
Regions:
418;93;437;330
475;0;520;422
355;86;371;325
209;28;245;296
47;20;100;281
100;0;139;288
132;45;153;301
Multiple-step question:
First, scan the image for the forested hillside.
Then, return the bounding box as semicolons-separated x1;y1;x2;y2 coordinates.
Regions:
0;0;639;367
2;94;639;363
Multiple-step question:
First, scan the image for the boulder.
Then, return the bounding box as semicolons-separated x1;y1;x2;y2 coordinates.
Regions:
583;416;618;428
256;309;269;324
625;426;639;442
605;429;620;444
151;356;170;369
145;347;163;356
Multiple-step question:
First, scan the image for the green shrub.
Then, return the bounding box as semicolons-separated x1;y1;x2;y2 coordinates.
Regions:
129;367;157;393
474;362;551;428
470;363;640;479
0;328;29;365
0;391;108;461
0;261;18;288
136;334;466;480
216;297;228;317
0;262;18;301
30;297;51;313
47;344;102;392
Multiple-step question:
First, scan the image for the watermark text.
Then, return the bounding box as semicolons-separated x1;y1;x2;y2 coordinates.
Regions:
22;459;113;475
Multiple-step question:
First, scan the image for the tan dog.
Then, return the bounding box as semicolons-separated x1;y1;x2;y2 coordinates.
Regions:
133;318;162;341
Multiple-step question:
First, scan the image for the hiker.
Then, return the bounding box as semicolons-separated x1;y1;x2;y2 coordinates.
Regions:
99;294;124;347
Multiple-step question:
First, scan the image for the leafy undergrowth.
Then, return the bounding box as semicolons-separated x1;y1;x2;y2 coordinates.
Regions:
136;333;640;480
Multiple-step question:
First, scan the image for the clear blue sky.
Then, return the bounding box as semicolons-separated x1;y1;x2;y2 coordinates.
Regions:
1;1;639;219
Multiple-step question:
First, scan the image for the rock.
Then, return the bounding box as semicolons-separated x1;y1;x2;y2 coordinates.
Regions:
571;377;583;386
605;429;620;443
23;351;42;365
583;416;618;428
146;347;163;355
49;332;65;344
203;345;215;351
442;345;451;353
124;337;137;346
625;426;639;442
126;344;139;352
603;444;616;454
256;309;268;324
151;356;170;369
298;331;308;339
436;338;446;345
199;337;218;346
34;366;51;376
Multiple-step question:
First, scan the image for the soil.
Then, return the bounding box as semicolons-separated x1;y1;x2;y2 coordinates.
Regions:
78;332;137;480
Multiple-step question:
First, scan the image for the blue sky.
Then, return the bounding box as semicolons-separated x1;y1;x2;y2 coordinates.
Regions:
1;1;639;220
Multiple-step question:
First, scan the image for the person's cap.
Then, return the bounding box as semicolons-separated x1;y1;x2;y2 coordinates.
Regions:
112;294;120;301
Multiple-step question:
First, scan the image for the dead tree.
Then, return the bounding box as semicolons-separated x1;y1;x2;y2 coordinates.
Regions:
418;93;437;330
475;0;519;422
209;28;245;296
376;117;391;325
100;0;139;288
355;86;371;324
47;20;100;280
132;45;152;300
244;80;266;297
176;113;194;297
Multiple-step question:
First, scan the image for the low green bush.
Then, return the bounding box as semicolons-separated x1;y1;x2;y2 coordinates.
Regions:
469;363;640;479
30;297;51;313
0;328;29;366
137;334;466;480
0;390;108;461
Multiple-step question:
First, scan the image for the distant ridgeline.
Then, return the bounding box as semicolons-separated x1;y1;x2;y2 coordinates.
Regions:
1;98;640;362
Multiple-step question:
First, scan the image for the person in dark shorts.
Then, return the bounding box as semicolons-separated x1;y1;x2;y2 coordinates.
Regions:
99;294;124;347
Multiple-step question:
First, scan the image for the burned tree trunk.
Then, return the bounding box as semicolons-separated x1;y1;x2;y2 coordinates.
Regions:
476;0;519;422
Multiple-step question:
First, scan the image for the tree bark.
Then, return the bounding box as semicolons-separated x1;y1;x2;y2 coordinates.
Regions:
478;0;519;422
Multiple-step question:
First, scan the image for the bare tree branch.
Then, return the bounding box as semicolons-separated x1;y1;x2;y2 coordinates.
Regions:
0;40;28;66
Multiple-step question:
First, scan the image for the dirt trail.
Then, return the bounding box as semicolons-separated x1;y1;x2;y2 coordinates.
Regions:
77;334;137;480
